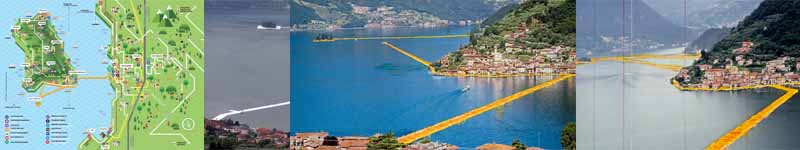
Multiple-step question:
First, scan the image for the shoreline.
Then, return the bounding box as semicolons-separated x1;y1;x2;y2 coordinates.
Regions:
291;24;475;32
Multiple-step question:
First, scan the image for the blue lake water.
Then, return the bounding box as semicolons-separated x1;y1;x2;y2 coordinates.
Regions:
577;50;800;150
290;26;576;149
0;0;113;149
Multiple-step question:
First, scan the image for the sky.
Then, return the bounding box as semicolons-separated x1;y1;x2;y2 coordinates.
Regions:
205;0;290;130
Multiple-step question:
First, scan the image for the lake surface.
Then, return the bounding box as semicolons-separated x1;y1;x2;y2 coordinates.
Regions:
291;26;576;149
0;0;113;149
205;0;290;131
577;49;800;150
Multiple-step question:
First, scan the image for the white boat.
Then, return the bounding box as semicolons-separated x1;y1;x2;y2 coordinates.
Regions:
461;85;471;92
257;25;282;30
8;64;16;69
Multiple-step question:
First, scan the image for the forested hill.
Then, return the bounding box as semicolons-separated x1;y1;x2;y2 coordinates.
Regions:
674;0;800;86
432;0;576;75
698;0;800;65
470;0;576;50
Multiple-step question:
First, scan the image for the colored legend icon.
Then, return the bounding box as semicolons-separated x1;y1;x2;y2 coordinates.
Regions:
45;114;49;144
4;115;8;144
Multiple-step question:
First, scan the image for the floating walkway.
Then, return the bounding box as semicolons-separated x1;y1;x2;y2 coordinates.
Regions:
314;34;469;42
578;56;686;71
381;42;576;143
582;53;800;149
382;42;436;72
706;85;797;150
34;74;108;99
77;75;109;80
397;74;575;144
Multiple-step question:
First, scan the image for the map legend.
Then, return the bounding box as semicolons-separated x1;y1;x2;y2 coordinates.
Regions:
47;114;68;144
3;114;29;144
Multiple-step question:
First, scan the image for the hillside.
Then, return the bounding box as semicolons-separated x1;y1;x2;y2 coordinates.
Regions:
432;0;576;76
688;0;763;29
674;0;800;87
641;0;720;25
290;0;521;29
577;0;696;56
684;27;730;54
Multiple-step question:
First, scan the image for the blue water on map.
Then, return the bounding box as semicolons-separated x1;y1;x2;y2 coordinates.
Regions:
290;26;576;149
0;0;113;149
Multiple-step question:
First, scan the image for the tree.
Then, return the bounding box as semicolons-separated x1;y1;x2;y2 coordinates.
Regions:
511;139;527;150
561;122;576;150
367;132;403;150
165;86;177;95
179;24;191;33
164;18;173;27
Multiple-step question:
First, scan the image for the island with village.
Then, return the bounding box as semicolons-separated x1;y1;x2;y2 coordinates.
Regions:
12;10;77;93
674;41;800;89
432;23;576;76
432;0;576;76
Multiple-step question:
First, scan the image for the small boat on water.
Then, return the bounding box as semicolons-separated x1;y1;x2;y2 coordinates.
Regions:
8;64;16;69
92;21;99;26
461;85;471;92
72;44;78;49
257;21;281;30
257;25;282;30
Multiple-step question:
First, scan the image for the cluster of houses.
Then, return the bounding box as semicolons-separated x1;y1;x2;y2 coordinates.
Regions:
676;41;800;88
436;24;576;75
290;132;460;150
349;4;449;28
205;119;290;148
290;133;549;150
290;132;370;150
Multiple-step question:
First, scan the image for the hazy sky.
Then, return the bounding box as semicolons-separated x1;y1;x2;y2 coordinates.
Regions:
205;0;290;130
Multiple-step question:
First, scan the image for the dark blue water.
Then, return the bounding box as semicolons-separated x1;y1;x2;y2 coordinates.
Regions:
290;27;576;149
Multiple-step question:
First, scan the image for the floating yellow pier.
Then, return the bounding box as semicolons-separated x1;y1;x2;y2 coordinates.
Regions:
397;74;575;144
582;53;799;149
706;85;797;150
382;42;436;72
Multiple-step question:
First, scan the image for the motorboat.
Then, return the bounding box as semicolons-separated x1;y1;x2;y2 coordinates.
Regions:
257;25;282;30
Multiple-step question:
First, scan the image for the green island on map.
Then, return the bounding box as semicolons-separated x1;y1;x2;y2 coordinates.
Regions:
12;10;77;93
